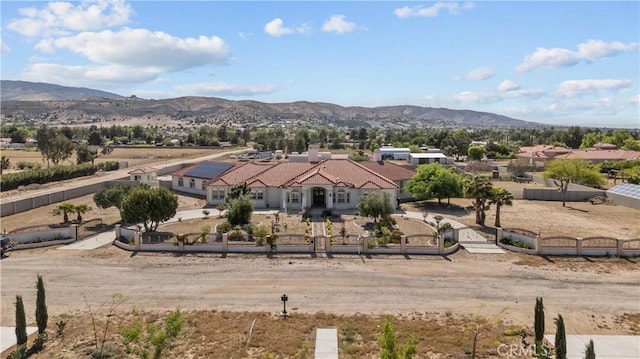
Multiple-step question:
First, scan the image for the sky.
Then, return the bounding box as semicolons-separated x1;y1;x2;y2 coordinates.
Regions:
1;1;639;128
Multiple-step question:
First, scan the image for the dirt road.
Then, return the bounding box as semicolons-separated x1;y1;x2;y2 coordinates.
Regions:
1;246;638;334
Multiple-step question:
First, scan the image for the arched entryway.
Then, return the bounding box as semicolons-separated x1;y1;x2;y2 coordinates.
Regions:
312;187;326;207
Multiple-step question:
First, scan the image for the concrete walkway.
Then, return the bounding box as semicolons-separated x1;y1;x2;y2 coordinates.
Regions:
314;328;338;359
0;326;37;356
544;334;640;358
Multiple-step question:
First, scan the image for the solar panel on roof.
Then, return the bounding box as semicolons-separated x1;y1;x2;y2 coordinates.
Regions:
606;183;640;200
184;161;234;179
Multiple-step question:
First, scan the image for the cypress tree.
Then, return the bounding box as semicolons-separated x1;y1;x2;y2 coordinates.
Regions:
554;314;567;359
15;295;27;346
584;339;595;359
36;275;48;335
534;297;545;356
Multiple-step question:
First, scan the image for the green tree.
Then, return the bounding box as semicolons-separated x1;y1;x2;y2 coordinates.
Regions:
36;125;56;167
226;195;253;227
579;132;604;149
88;131;104;146
442;129;471;161
225;182;250;203
94;183;148;217
36;275;48;335
489;187;513;227
463;174;493;226
74;204;92;222
0;156;10;174
584;339;595;359
76;144;99;164
357;192;394;223
49;134;75;165
15;295;27;346
554;314;567;359
534;297;545;357
121;187;178;232
543;159;606;207
405;163;462;205
467;146;487;161
52;202;77;224
379;316;416;359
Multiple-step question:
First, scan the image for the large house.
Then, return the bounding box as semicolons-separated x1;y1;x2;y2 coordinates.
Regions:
517;143;640;166
171;147;415;211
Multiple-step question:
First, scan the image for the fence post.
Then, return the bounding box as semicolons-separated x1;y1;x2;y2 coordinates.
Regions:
535;235;542;255
362;236;369;254
70;224;78;241
115;224;121;241
438;235;444;254
496;228;503;244
453;228;460;242
222;233;228;254
576;238;583;256
309;236;315;254
401;235;407;254
135;231;141;251
617;239;624;256
325;236;332;253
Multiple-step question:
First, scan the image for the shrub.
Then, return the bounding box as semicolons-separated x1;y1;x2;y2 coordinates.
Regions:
16;161;41;170
228;229;246;241
0;163;99;192
216;222;231;233
96;161;119;171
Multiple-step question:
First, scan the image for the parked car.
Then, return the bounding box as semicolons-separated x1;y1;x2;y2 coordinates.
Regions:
1;236;11;257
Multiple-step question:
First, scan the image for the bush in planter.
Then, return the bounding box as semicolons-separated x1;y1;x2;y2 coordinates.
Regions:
216;222;231;233
228;230;246;241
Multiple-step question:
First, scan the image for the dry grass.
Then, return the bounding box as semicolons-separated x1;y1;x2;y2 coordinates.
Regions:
28;310;524;359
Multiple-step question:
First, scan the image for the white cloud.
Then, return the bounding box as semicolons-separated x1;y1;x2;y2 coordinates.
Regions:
0;40;10;55
453;91;499;104
174;82;279;96
457;66;494;80
264;18;308;37
322;15;358;34
497;80;520;92
632;95;640;104
21;63;159;87
6;0;132;37
516;39;639;72
394;2;474;18
36;28;229;72
556;79;633;97
238;32;253;40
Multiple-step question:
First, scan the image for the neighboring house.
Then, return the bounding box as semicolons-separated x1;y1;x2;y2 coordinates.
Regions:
378;147;411;160
171;161;237;197
406;152;449;165
359;160;416;200
517;143;640;166
128;167;158;187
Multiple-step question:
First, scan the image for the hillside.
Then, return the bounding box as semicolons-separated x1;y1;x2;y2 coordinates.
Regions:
0;80;543;128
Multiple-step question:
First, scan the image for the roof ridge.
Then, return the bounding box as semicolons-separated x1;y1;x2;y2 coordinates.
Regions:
347;159;398;188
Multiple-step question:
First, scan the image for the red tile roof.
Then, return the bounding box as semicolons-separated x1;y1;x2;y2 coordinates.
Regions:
205;162;276;186
359;161;416;181
128;167;157;174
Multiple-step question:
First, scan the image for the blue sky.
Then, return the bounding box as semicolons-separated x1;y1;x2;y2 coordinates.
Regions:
1;1;639;128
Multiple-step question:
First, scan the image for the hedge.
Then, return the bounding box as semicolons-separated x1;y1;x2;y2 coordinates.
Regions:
0;161;119;192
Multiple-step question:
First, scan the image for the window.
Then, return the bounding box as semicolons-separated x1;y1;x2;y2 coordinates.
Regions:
256;190;264;200
178;178;184;187
211;188;225;200
189;179;196;189
337;190;350;203
290;191;300;203
134;175;141;181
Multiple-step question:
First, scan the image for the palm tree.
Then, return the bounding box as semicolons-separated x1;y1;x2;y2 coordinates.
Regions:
489;187;514;227
74;204;92;223
52;202;76;225
463;173;494;226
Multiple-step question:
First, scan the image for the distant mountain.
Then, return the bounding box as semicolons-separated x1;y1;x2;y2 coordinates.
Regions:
0;81;543;128
1;80;124;101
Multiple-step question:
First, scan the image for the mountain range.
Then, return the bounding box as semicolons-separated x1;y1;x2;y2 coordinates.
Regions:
0;80;543;129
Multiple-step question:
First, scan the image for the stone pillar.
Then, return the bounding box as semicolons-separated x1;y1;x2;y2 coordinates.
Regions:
301;192;307;210
178;234;184;251
115;224;121;240
309;236;315;254
496;228;503;244
576;238;583;256
438;235;444;253
327;190;333;209
135;231;141;251
453;228;460;242
401;235;407;254
222;233;228;253
70;224;78;241
281;191;287;213
325;236;332;253
361;236;368;254
535;236;542;255
617;239;624;256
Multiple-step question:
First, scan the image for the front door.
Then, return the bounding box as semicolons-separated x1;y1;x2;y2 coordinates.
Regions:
312;188;325;206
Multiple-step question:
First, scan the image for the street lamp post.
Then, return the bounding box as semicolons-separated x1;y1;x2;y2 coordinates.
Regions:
281;294;288;318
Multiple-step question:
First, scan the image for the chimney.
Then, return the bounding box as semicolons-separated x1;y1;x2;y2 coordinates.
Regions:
373;148;382;162
308;144;319;163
